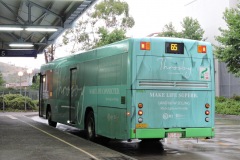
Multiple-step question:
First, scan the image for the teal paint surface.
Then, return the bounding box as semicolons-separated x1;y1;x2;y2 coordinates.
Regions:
134;90;213;128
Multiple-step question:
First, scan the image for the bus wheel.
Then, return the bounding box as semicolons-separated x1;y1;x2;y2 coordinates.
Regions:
47;109;57;128
86;111;95;141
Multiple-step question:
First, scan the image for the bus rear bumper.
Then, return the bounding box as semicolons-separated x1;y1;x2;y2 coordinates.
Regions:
131;128;215;139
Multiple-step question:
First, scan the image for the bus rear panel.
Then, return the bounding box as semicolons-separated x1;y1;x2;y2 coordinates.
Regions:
130;38;215;139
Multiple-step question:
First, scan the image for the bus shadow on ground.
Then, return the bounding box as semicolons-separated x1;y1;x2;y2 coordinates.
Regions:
97;139;166;156
56;123;170;156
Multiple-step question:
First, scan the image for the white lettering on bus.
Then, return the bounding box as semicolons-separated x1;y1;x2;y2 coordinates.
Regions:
160;106;189;110
159;59;192;78
150;92;166;97
106;98;118;102
57;85;83;97
150;92;178;98
107;113;119;121
89;88;120;95
178;93;198;98
150;92;198;98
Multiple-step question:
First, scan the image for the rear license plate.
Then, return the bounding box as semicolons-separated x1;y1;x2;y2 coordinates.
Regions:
136;123;148;128
167;133;182;138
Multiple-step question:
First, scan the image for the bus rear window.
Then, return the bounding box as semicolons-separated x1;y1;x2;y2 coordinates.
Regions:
165;42;184;54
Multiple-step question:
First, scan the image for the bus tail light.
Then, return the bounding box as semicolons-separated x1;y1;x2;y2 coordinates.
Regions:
205;110;210;115
138;110;143;116
140;42;151;50
198;45;207;53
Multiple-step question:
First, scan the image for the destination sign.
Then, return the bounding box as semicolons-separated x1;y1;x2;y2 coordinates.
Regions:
165;42;184;54
0;49;37;57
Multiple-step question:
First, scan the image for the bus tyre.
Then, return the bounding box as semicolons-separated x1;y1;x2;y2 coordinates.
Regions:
47;109;57;128
86;111;96;141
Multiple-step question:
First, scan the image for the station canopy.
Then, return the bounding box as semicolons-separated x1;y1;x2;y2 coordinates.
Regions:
0;0;96;57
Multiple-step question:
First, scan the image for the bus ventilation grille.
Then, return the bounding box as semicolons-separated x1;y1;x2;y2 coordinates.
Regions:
139;81;209;88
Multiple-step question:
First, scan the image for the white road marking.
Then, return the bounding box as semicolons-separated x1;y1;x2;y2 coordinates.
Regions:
6;115;18;119
19;116;100;160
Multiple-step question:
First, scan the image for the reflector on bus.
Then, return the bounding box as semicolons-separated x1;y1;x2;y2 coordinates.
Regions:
198;45;207;53
205;103;210;108
140;42;151;50
138;103;143;108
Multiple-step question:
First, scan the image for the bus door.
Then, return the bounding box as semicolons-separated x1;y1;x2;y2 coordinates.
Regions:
69;67;77;124
39;74;45;117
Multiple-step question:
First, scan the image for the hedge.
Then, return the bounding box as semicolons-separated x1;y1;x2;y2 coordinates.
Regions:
0;94;37;111
215;96;240;115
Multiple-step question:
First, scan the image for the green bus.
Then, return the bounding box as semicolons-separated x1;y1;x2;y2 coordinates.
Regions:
38;37;215;141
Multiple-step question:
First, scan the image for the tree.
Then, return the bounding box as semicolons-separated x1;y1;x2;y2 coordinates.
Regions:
62;0;135;52
158;22;179;37
95;27;126;48
181;17;204;40
31;75;40;90
157;17;204;41
44;44;55;63
215;6;240;76
0;72;5;87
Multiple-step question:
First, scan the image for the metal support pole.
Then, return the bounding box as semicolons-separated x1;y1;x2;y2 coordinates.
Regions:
25;87;27;111
20;76;22;95
2;91;4;112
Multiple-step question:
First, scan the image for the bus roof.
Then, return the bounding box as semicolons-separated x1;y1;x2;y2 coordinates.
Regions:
40;37;211;71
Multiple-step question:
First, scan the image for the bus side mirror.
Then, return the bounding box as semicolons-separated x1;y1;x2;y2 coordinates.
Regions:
32;75;37;83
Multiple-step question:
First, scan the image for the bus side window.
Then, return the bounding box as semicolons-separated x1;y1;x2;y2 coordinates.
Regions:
46;70;53;98
42;75;48;99
42;70;53;99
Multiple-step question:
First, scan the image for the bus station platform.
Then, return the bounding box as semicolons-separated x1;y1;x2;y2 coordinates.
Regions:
0;112;135;160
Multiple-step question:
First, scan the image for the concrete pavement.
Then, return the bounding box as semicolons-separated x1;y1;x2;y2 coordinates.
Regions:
0;112;135;160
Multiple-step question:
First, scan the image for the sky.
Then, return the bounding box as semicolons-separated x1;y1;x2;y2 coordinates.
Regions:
0;0;225;69
127;0;190;37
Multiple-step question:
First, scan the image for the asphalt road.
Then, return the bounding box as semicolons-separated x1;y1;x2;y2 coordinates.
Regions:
1;112;240;160
100;115;240;160
51;115;240;160
102;115;240;160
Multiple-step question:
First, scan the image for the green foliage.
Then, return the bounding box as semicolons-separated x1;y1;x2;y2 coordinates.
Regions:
216;96;240;115
216;96;227;102
215;5;240;77
231;94;240;101
31;75;40;90
158;17;204;41
0;94;37;111
92;0;134;29
180;17;204;40
62;0;135;52
0;72;5;86
158;22;180;37
94;27;126;48
32;100;39;107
